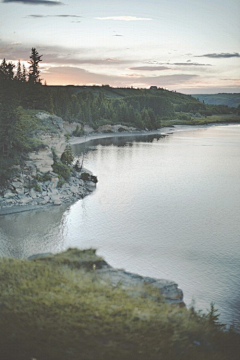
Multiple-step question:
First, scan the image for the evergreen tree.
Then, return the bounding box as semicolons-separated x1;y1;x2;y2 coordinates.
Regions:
0;58;8;80
0;59;15;81
6;62;15;80
28;48;42;84
15;60;22;81
22;64;27;83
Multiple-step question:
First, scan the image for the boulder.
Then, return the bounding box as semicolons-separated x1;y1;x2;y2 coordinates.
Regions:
4;190;15;199
51;195;62;206
70;185;79;194
29;189;37;199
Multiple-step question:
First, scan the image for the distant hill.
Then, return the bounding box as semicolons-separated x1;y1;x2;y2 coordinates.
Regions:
192;93;240;108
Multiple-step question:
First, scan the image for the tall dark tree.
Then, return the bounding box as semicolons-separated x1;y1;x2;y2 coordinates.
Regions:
0;58;7;80
0;59;15;81
28;48;42;84
22;64;27;83
6;62;15;80
15;60;22;81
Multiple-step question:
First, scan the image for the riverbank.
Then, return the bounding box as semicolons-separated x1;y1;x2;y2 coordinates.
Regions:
70;123;235;146
0;168;97;216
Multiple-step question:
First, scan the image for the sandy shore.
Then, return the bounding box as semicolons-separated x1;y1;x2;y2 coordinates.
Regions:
69;124;222;146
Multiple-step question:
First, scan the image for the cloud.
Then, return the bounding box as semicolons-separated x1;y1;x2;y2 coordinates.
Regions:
197;53;240;58
129;66;169;71
171;62;212;66
3;0;63;5
43;65;198;88
146;60;212;67
95;16;152;21
27;14;82;18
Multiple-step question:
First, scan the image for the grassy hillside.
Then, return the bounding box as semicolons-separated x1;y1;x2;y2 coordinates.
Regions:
192;93;240;108
0;248;240;360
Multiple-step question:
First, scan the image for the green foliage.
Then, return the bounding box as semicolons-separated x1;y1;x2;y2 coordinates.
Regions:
207;302;224;327
52;148;72;180
60;145;74;166
80;172;98;183
74;159;82;172
35;172;52;182
28;48;42;84
72;124;84;137
57;176;66;188
0;158;19;186
0;249;240;360
52;161;71;181
27;179;41;192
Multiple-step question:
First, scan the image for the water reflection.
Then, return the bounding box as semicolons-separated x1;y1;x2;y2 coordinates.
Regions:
72;134;165;156
0;204;70;258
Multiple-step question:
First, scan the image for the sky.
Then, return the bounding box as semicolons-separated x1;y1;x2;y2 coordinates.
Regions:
0;0;239;94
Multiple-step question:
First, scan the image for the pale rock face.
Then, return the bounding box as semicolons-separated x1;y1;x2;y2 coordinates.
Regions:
0;111;98;214
83;124;94;134
63;121;82;135
28;112;68;174
29;189;37;199
4;190;15;199
70;185;80;194
19;197;32;205
51;195;62;206
28;149;53;173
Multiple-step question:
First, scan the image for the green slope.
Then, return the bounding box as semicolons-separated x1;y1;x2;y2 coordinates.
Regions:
192;93;240;108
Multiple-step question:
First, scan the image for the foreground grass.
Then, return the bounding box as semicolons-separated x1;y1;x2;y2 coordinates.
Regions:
0;249;240;360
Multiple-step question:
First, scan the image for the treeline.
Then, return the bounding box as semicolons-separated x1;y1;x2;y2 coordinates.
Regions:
50;88;175;130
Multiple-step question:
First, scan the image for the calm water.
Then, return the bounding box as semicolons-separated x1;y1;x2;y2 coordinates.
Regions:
0;125;240;330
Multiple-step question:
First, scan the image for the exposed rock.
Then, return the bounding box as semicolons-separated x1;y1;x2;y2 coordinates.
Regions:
3;190;15;199
29;189;37;199
52;196;62;206
0;169;97;214
0;112;97;214
28;253;53;261
97;267;184;305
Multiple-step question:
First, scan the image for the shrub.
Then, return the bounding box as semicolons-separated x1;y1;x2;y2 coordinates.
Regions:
72;124;84;137
52;161;71;181
35;172;52;182
80;172;98;183
60;145;74;166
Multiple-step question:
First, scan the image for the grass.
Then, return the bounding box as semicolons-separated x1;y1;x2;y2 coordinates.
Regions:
0;248;240;360
162;114;240;127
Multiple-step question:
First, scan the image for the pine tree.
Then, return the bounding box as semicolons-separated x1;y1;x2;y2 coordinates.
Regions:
0;59;15;81
15;60;22;81
0;58;8;80
28;48;42;84
22;64;27;82
6;62;15;80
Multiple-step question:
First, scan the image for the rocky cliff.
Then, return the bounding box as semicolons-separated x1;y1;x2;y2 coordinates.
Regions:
0;112;97;214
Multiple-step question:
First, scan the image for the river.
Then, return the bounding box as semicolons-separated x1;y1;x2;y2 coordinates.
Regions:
0;124;240;330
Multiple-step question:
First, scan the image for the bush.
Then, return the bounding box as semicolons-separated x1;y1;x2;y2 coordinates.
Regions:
57;176;66;188
60;145;74;166
72;124;84;137
35;172;52;182
80;172;98;183
52;161;71;181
